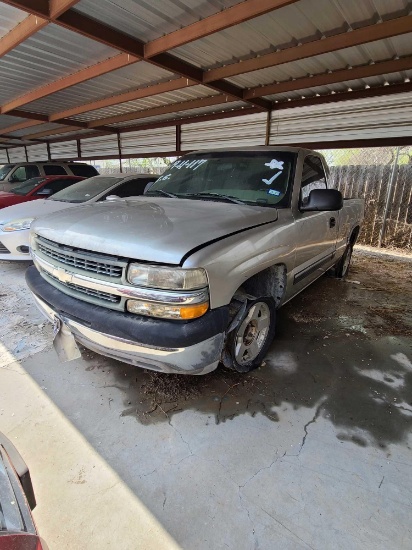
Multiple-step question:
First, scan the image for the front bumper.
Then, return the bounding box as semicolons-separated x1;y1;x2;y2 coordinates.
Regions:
0;228;31;260
26;266;228;375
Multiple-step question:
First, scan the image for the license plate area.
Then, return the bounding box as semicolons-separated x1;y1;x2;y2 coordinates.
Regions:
52;316;81;362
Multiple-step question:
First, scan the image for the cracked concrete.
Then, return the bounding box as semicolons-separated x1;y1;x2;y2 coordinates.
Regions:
0;251;411;549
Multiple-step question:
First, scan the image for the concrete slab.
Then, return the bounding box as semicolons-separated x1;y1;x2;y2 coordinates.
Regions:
0;250;411;549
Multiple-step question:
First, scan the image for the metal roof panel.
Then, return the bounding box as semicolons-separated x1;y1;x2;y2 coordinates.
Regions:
68;85;218;122
0;4;28;39
0;114;28;131
74;0;243;42
0;24;118;105
171;0;411;70
22;61;175;116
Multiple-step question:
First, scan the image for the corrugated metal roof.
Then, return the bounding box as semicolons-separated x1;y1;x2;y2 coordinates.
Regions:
75;0;242;43
8;146;26;162
112;100;249;128
270;91;412;143
171;0;411;70
0;114;26;131
266;70;412;103
121;127;176;154
26;142;48;161
181;111;267;150
0;149;9;163
0;3;27;39
8;122;66;138
1;0;412;155
0;24;117;105
23;62;175;116
49;140;78;159
69;85;218;122
224;35;412;90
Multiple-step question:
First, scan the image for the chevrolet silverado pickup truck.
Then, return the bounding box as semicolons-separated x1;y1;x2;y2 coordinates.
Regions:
26;147;364;374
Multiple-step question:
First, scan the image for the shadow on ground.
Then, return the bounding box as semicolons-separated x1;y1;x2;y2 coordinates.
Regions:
81;252;412;449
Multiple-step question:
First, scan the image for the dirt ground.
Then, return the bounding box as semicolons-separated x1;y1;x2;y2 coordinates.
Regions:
1;247;412;549
78;248;412;432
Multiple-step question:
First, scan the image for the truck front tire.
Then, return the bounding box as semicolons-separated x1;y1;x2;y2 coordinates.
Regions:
224;297;276;373
335;244;353;278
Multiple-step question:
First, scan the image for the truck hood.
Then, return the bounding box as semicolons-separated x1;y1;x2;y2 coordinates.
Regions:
32;196;278;265
0;199;77;224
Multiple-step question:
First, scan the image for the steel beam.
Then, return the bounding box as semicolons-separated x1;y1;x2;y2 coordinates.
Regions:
273;81;412;110
0;14;48;58
245;56;412;98
88;94;238;128
1;53;137;114
144;0;299;57
205;15;412;82
50;77;197;121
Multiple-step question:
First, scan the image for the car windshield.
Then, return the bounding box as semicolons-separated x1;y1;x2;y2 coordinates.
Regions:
0;164;15;181
146;151;296;207
10;177;46;196
50;176;124;203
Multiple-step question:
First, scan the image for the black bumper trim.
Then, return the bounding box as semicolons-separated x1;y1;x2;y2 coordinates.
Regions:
26;266;229;348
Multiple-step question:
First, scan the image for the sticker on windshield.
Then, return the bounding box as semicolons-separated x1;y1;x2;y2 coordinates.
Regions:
267;189;281;196
156;173;171;182
265;159;284;171
262;171;282;186
171;159;207;171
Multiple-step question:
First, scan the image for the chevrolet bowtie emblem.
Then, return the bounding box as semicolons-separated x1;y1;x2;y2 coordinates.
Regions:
53;267;73;284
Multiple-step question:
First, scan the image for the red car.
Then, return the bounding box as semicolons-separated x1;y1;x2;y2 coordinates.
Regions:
0;432;48;550
0;175;85;209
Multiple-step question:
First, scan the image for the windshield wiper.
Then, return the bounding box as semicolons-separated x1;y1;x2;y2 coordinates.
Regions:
182;192;247;205
148;189;179;199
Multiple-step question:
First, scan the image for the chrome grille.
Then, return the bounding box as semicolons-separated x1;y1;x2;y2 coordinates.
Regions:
0;242;10;254
36;236;125;278
46;271;120;304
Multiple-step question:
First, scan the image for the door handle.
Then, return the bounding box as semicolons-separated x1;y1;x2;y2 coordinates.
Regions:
329;217;336;228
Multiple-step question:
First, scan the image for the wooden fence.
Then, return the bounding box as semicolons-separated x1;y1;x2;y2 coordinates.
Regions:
330;165;412;250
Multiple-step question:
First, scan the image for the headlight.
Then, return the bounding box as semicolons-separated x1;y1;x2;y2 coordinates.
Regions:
127;300;208;320
1;218;35;232
127;263;208;290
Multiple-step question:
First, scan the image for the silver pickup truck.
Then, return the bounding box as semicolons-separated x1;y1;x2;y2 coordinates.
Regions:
26;147;364;374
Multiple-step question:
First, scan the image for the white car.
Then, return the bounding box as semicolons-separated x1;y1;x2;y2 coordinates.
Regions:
0;173;157;260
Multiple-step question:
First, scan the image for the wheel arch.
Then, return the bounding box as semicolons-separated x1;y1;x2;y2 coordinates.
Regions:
349;225;360;246
235;263;288;309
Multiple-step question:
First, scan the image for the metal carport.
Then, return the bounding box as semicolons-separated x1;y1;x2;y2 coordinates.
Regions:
0;0;411;162
0;2;411;550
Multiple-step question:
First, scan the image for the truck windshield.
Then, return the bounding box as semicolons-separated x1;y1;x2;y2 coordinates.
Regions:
146;151;296;207
10;177;46;195
0;164;15;181
50;176;124;203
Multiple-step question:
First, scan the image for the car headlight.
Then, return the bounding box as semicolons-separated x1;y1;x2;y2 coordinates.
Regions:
127;300;208;320
127;263;208;290
1;218;35;232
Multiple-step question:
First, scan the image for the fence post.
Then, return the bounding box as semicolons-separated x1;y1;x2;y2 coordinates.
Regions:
378;146;400;248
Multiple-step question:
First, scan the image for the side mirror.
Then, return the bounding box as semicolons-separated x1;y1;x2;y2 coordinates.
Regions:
300;189;343;212
105;195;121;201
144;181;155;194
36;188;52;196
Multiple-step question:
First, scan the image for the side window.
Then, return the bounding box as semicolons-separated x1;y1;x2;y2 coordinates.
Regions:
11;166;39;182
300;156;327;206
110;179;153;198
10;166;28;182
43;164;67;175
68;164;98;177
26;165;41;179
38;179;77;195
